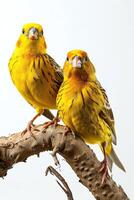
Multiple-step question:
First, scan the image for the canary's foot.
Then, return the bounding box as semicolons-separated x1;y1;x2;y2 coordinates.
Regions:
43;117;60;129
21;121;34;134
21;113;41;139
99;157;109;184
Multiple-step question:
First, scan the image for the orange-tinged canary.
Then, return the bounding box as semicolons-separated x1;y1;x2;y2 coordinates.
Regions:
9;23;63;132
57;49;125;181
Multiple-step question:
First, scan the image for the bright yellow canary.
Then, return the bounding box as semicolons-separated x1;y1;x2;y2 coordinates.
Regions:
57;49;125;181
9;23;63;133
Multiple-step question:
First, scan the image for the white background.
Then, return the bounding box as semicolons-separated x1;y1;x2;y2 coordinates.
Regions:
0;0;133;199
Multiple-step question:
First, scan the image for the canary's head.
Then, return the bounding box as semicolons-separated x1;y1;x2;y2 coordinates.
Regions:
63;50;96;82
16;23;47;54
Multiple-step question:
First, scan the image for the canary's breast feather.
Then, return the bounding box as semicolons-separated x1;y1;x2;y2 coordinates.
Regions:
9;55;58;110
57;81;112;144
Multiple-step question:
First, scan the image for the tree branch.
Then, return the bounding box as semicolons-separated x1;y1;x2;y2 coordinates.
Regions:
0;125;129;200
45;166;74;200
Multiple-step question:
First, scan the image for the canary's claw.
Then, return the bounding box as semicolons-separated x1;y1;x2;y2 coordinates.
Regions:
21;120;34;136
27;121;34;132
43;117;60;129
21;113;41;139
99;158;109;184
21;121;36;139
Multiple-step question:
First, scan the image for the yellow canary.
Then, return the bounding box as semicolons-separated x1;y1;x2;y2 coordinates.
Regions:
57;49;125;181
9;23;63;132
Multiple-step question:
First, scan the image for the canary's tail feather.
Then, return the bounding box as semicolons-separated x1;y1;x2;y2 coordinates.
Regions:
42;109;54;120
108;146;126;172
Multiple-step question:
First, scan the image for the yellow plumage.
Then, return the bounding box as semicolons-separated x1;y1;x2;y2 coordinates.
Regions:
9;23;63;131
57;49;125;176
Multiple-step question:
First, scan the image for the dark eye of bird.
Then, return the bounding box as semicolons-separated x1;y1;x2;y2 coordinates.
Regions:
66;57;69;61
85;56;88;61
40;30;43;35
22;29;25;34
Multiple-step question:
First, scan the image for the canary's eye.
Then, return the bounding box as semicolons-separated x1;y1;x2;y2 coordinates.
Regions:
22;29;25;34
66;57;69;61
40;30;43;36
85;56;88;61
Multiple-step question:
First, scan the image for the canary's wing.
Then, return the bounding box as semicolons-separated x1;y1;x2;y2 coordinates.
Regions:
95;81;126;171
42;54;63;120
96;80;117;145
46;53;63;83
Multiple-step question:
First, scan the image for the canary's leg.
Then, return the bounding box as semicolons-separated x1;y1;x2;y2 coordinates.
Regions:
22;113;41;136
99;142;109;184
43;111;60;129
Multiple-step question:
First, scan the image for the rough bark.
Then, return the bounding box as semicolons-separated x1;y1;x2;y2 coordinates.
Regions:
0;125;129;200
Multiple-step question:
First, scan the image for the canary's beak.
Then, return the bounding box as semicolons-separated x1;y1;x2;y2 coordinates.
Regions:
28;27;39;40
72;56;82;68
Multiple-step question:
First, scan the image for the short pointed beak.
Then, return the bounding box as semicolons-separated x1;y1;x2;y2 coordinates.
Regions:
72;56;82;68
28;27;39;40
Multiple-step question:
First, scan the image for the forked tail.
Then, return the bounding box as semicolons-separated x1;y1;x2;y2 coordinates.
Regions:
107;146;126;172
